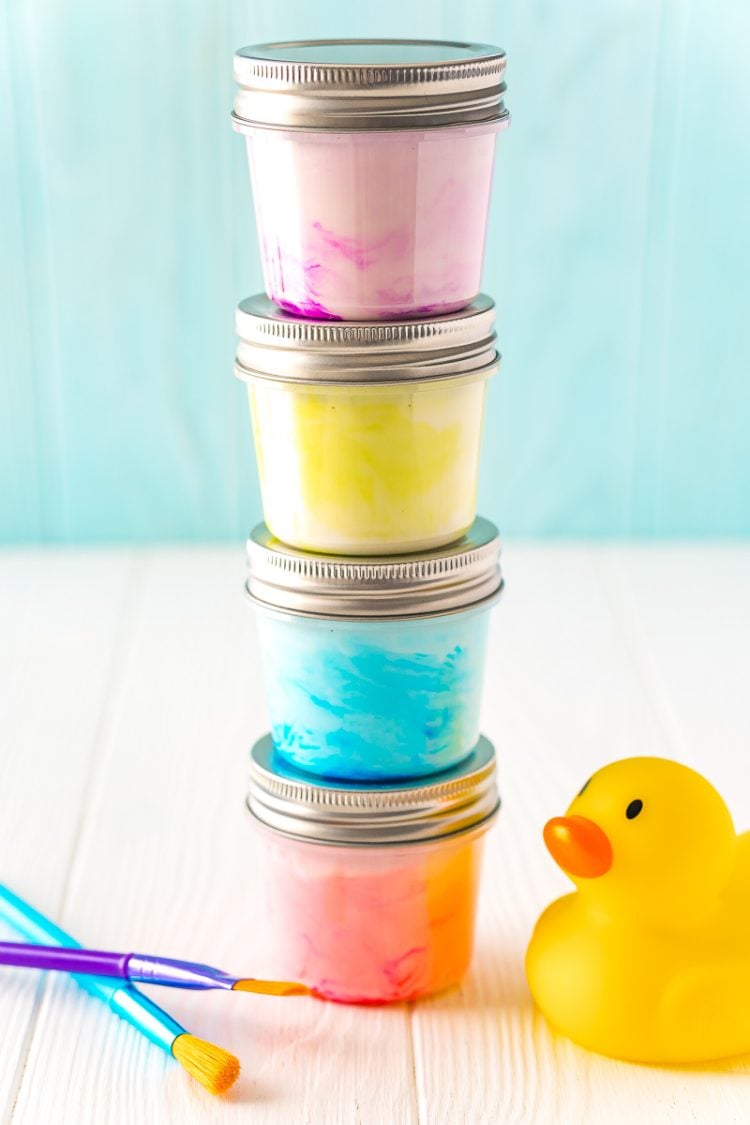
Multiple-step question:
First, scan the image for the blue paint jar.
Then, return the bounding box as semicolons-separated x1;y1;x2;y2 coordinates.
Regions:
246;518;502;781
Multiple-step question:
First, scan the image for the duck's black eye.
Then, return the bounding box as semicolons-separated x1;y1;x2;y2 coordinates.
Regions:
626;799;643;820
578;777;592;796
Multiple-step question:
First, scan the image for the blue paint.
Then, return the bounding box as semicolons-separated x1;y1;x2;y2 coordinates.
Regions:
254;606;491;781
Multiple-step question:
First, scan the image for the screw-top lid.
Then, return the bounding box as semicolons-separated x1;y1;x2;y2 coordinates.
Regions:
233;39;510;133
245;517;502;620
247;733;500;846
235;295;499;387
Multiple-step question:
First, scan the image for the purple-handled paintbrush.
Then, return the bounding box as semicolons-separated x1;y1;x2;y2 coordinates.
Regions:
0;941;311;996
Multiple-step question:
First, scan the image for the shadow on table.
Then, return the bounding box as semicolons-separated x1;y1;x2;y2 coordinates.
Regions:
416;940;533;1014
415;949;750;1077
642;1055;750;1077
432;949;750;1081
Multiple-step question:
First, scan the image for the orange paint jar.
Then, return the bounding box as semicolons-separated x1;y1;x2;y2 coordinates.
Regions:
247;734;499;1003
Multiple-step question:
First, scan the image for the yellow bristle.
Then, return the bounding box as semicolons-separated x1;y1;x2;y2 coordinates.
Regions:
171;1033;240;1095
232;978;312;997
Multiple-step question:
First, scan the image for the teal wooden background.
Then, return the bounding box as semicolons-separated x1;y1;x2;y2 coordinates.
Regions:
2;2;749;543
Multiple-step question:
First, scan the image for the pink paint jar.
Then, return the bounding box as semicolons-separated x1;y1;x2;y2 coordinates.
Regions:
247;733;499;1004
232;40;510;321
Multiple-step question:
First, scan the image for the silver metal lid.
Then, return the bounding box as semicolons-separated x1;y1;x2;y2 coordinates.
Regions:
233;39;510;133
247;733;499;846
246;517;502;620
235;294;499;387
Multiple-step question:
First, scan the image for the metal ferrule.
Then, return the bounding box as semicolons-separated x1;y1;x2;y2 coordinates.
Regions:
235;294;499;387
232;39;510;133
246;517;502;620
126;954;236;991
247;733;500;847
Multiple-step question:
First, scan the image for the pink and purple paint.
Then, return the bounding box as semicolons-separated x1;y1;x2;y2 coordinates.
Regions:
233;39;510;320
247;735;499;1004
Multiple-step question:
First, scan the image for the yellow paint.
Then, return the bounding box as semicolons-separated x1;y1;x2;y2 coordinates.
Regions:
526;757;750;1062
249;377;488;554
248;385;266;482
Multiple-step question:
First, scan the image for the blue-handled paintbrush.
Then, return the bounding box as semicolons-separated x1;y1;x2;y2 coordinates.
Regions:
0;884;242;1095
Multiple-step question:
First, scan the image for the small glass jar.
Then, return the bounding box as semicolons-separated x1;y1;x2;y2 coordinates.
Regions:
247;733;499;1004
235;296;499;556
246;518;502;781
232;40;510;321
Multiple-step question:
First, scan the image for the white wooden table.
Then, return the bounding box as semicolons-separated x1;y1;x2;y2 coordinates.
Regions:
1;545;749;1124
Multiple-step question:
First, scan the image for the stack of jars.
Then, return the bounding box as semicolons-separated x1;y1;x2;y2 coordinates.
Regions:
232;39;510;1004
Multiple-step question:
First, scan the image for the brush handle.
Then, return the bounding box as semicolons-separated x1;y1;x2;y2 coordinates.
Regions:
0;942;130;979
0;942;236;991
0;886;185;1052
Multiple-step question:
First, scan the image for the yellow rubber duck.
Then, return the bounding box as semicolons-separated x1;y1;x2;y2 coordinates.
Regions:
526;757;750;1062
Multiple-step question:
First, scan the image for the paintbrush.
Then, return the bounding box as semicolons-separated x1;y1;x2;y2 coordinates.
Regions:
0;884;240;1095
0;940;310;996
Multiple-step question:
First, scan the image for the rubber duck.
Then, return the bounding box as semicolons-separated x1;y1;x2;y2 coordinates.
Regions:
526;757;750;1062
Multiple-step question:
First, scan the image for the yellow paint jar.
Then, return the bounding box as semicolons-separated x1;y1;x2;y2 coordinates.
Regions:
235;296;499;555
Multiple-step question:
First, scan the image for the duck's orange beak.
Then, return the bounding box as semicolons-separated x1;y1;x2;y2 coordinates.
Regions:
543;815;613;878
